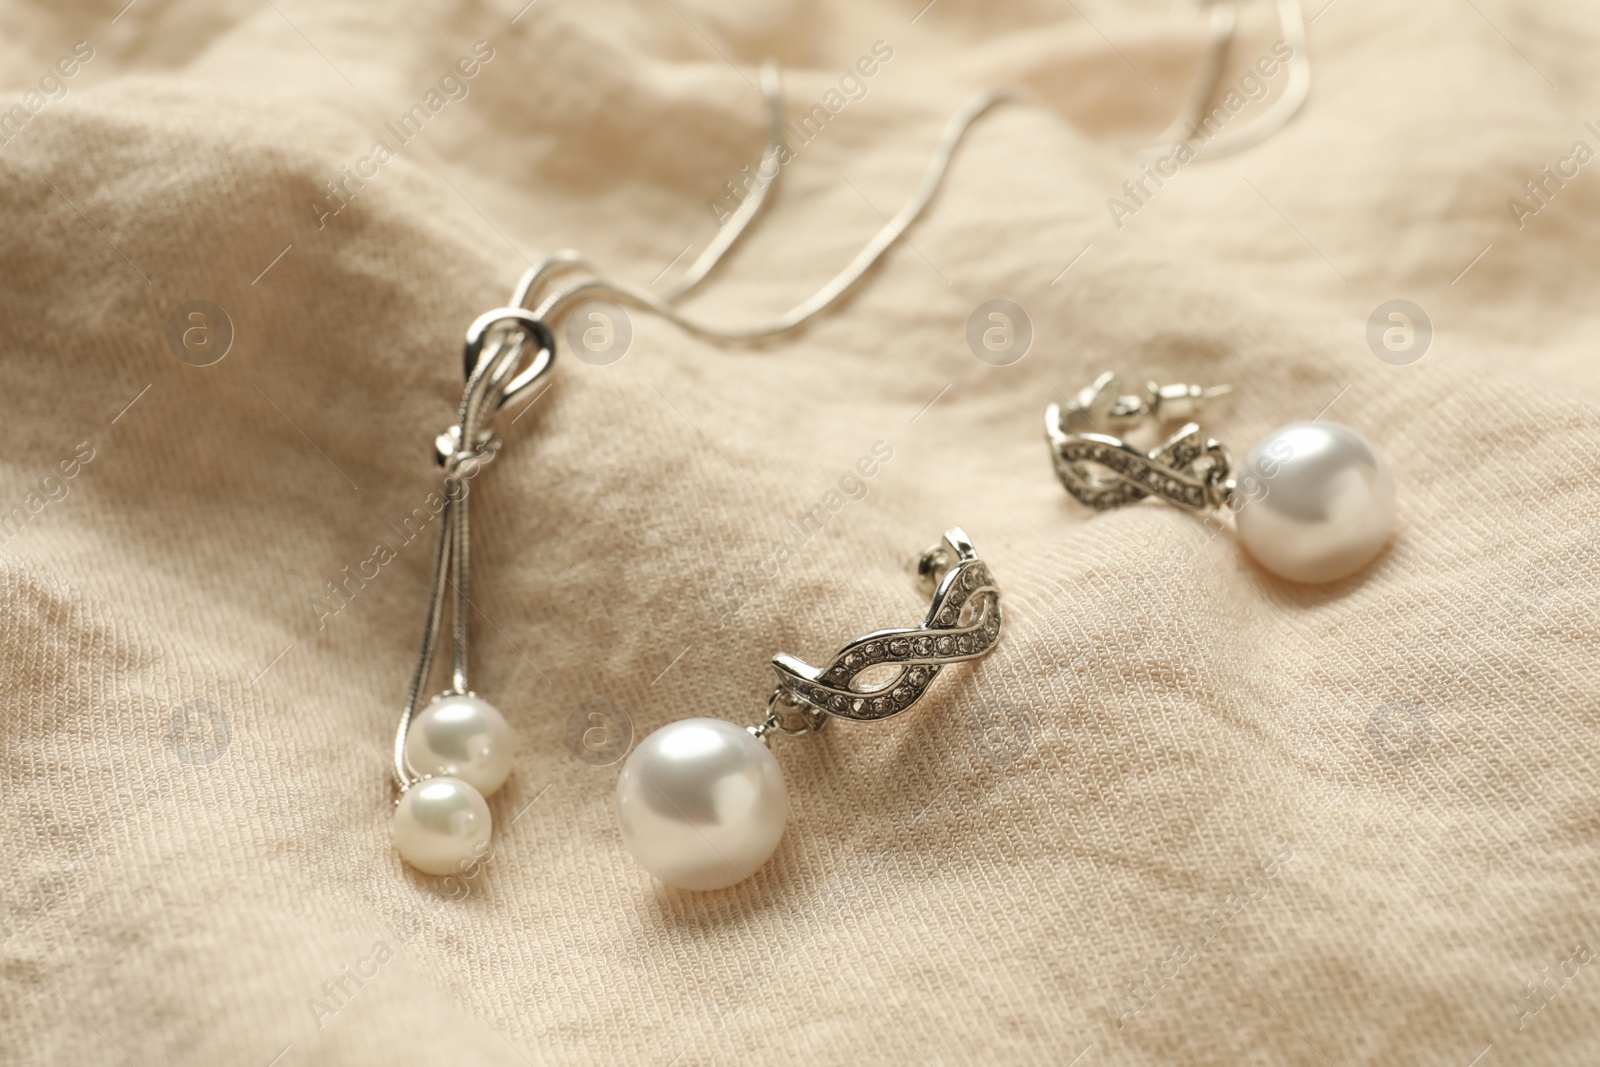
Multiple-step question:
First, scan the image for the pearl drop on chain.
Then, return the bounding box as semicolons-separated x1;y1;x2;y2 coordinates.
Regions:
1234;421;1396;584
392;776;492;876
616;718;789;890
404;693;515;797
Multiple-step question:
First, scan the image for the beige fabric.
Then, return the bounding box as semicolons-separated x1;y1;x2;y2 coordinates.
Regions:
3;0;1598;1063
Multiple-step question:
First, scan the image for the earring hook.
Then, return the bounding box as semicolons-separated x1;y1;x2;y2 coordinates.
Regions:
478;67;1008;411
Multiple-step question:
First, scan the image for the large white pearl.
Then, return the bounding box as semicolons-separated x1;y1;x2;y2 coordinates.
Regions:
404;693;514;796
615;718;788;891
392;776;492;876
1234;421;1396;584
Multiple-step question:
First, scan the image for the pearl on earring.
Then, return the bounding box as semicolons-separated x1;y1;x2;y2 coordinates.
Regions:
616;718;788;891
392;776;492;876
404;692;514;796
1234;421;1396;584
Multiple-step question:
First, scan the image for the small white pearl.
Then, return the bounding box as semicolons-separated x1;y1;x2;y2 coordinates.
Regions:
392;776;492;876
405;693;514;796
616;718;788;891
1234;421;1396;584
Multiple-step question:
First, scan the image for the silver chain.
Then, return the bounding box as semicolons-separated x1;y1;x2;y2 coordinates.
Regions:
1144;0;1312;161
494;74;1010;409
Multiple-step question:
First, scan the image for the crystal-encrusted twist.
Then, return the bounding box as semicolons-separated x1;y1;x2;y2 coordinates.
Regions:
1046;422;1222;512
770;528;1002;723
1045;373;1233;513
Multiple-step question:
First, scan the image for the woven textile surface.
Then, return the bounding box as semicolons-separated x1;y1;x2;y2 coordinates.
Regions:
2;1;1597;1064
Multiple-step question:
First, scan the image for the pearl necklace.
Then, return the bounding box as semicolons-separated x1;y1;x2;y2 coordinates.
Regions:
389;305;555;875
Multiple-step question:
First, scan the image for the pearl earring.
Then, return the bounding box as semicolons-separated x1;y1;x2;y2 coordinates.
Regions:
388;287;556;876
1045;372;1396;584
614;528;1004;890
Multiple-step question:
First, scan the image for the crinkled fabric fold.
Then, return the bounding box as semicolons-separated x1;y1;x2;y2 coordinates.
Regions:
2;1;1597;1064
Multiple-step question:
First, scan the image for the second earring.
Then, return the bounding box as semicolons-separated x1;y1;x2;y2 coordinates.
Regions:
1046;373;1396;584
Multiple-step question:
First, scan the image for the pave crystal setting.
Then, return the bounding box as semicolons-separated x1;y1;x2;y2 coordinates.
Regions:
1049;427;1214;512
770;530;1003;723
